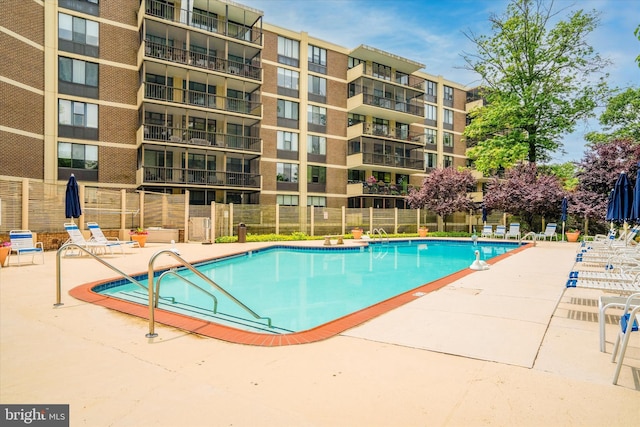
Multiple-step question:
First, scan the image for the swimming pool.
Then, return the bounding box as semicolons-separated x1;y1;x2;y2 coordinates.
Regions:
91;240;521;338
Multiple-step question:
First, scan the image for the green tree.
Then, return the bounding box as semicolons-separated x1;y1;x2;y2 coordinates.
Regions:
585;88;640;143
462;0;610;174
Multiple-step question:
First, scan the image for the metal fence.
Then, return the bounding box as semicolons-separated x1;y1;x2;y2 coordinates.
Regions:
0;177;501;241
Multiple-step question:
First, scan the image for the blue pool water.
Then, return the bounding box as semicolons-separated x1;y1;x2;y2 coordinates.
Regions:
98;240;517;333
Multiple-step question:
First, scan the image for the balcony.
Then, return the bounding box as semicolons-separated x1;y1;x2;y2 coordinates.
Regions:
346;151;424;172
143;82;261;117
347;62;425;91
346;182;411;197
141;125;261;153
347;92;424;122
347;122;425;145
141;166;260;188
144;40;261;81
143;0;263;46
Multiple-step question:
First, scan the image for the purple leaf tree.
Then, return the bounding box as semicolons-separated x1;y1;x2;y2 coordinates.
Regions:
406;168;477;230
483;162;565;231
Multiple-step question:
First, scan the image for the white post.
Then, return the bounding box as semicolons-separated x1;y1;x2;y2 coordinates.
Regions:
183;190;189;242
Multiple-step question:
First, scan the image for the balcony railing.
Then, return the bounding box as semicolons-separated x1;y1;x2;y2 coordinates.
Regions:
143;166;260;188
143;124;260;152
359;152;425;170
361;94;424;117
145;0;262;45
145;40;261;81
358;123;425;144
144;82;260;116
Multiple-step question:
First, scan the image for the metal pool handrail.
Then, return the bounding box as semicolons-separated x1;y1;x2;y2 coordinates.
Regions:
154;269;219;313
146;249;273;338
371;228;389;243
55;243;146;307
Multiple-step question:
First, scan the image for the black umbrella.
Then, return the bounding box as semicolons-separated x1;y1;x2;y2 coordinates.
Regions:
65;174;82;220
481;204;487;225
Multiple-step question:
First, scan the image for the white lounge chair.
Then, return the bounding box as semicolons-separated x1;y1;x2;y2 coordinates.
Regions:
537;223;558;241
493;225;506;239
611;292;640;384
87;222;139;253
9;230;44;265
64;223;114;256
505;223;520;240
480;225;493;238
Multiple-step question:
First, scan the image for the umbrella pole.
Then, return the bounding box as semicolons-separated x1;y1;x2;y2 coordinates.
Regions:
562;221;565;241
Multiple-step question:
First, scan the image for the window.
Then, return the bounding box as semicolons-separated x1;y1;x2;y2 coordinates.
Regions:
425;104;437;121
307;135;326;155
348;113;365;127
59;0;99;17
307;196;326;207
307;105;326;125
308;45;326;66
277;131;298;151
426;80;436;97
307;166;326;183
444;155;453;168
308;45;327;73
444;86;454;102
58;13;99;56
395;71;408;85
308;75;326;96
443;132;453;146
348;57;364;69
444;109;454;125
277;195;299;206
277;67;299;89
58;142;98;169
277;99;299;120
348;169;365;182
425;152;437;169
372;171;391;183
277;36;299;67
59;57;98;86
372;62;391;81
425;128;436;145
192;7;217;31
58;99;98;128
276;163;298;182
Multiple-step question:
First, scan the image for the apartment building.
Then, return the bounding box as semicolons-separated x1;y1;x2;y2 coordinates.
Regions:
0;0;471;208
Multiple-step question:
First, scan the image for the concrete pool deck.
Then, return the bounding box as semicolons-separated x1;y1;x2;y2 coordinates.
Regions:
0;238;638;426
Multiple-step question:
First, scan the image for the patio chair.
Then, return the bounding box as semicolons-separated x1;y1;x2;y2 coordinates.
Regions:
480;225;493;238
599;292;640;353
87;222;140;253
63;223;114;256
493;225;506;239
537;223;558;241
9;230;44;265
505;223;521;240
611;292;640;384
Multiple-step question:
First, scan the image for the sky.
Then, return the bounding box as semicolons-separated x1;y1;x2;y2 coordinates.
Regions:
239;0;640;164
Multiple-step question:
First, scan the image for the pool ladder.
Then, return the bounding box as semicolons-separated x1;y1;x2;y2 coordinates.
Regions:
55;244;273;339
371;228;390;243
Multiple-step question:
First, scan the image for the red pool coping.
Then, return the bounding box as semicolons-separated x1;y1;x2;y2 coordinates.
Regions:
69;242;533;346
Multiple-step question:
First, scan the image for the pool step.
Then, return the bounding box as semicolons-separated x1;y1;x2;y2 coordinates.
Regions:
117;290;292;334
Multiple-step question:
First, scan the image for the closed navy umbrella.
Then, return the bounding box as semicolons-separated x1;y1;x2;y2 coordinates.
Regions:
65;174;82;220
609;172;633;223
630;162;640;223
561;196;568;241
481;204;487;225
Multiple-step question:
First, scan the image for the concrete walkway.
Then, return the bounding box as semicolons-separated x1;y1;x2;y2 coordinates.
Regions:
0;239;638;426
